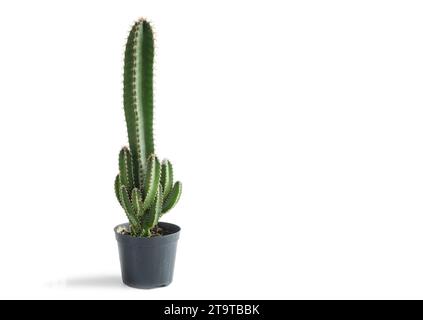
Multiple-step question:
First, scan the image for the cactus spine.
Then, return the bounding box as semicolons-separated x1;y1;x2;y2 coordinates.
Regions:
116;19;182;237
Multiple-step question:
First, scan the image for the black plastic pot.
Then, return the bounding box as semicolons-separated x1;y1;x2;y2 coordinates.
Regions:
114;222;181;289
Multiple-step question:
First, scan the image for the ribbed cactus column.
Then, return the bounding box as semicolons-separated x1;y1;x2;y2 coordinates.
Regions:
123;19;155;187
115;19;182;237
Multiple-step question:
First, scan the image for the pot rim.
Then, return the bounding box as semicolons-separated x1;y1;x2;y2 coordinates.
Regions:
114;222;181;247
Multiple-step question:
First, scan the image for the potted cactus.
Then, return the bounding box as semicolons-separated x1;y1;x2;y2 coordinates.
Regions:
114;19;182;289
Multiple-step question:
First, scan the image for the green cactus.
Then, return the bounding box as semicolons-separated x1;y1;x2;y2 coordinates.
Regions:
115;19;182;237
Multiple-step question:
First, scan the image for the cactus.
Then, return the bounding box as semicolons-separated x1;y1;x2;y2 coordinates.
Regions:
115;19;182;237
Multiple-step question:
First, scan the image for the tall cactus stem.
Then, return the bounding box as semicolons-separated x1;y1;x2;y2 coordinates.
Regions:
123;19;155;186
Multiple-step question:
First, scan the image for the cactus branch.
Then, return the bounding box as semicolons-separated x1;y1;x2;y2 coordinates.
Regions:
131;188;144;218
143;155;161;209
162;181;182;214
119;147;134;191
154;186;163;226
120;185;141;234
141;208;155;236
142;187;162;236
114;174;122;205
161;159;173;199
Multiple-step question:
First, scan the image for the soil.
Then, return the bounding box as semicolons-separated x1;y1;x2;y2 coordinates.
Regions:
118;225;171;237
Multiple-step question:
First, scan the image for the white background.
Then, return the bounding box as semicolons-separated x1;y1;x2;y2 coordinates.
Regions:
0;0;423;299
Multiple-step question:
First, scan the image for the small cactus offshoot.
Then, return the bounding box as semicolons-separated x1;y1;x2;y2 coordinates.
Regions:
115;19;182;237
